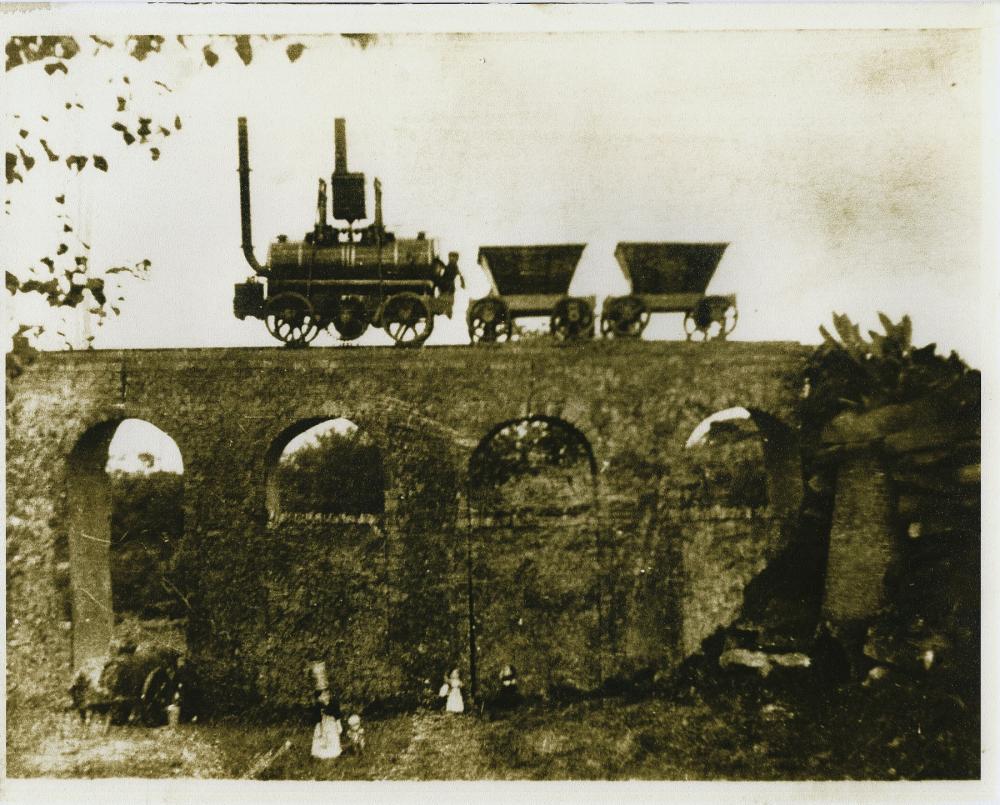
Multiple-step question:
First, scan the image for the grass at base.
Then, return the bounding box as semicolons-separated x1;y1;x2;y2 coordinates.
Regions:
6;671;979;780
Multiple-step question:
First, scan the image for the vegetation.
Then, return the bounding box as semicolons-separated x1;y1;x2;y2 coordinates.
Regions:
469;417;593;492
804;311;976;425
108;470;185;619
274;428;385;516
7;670;978;779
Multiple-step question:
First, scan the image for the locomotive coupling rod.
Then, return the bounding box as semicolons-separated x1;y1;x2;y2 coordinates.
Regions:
237;117;265;274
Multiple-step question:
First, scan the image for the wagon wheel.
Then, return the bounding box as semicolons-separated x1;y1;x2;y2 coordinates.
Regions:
683;310;709;342
138;666;173;727
331;297;369;341
467;298;512;344
720;302;739;339
265;293;320;348
551;297;594;341
600;296;649;339
382;293;434;348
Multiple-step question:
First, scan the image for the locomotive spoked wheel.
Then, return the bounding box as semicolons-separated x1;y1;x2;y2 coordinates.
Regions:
138;666;173;727
600;296;649;339
467;298;512;344
551;297;595;341
331;297;369;341
382;293;433;347
265;293;321;348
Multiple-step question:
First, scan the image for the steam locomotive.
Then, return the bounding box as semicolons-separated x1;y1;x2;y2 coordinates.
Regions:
233;118;462;347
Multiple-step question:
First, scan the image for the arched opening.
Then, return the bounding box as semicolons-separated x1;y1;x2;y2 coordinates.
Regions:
684;406;802;514
466;416;601;702
65;419;185;668
265;417;384;523
679;407;805;656
257;417;388;705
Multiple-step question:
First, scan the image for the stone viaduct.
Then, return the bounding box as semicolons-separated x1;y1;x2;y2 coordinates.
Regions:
7;340;810;711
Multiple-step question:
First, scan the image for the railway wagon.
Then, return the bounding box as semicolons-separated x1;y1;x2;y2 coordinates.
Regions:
600;242;737;341
467;244;596;343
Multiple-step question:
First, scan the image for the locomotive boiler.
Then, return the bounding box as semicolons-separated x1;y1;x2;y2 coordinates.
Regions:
233;118;462;347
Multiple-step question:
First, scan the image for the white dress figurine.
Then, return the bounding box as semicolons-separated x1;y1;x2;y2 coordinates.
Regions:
311;689;343;759
440;668;465;713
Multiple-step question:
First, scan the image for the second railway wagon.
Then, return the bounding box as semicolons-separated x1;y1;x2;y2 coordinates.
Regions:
600;242;737;341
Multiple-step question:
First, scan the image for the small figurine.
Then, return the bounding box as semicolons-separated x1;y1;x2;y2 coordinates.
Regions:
438;667;465;713
346;713;365;753
166;690;181;728
311;687;343;759
496;664;520;710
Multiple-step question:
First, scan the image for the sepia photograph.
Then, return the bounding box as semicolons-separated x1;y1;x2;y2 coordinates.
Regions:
3;2;995;798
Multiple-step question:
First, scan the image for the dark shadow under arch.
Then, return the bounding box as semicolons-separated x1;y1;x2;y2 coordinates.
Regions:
468;414;598;490
465;415;602;703
684;407;803;516
743;408;804;516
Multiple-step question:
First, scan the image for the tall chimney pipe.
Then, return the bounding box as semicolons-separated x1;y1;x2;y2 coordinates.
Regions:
237;117;264;273
334;118;348;174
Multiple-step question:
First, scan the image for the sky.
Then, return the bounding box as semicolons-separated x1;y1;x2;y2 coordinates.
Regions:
4;24;991;366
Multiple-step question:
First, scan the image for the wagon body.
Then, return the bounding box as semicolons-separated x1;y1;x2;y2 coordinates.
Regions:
469;245;595;342
602;241;738;341
614;242;727;307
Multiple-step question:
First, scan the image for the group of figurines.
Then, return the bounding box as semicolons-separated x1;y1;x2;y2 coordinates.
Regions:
309;662;522;759
433;663;522;716
309;663;366;760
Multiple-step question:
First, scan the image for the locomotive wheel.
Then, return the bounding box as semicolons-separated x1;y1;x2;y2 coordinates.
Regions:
551;297;595;341
331;297;369;341
382;293;433;348
138;666;173;727
600;296;649;339
265;293;320;348
467;298;512;344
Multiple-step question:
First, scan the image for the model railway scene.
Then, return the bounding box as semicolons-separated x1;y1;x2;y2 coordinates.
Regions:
233;117;739;348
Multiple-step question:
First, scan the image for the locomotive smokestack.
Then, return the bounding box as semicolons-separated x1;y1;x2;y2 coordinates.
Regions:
334;118;348;174
237;117;264;273
330;118;366;223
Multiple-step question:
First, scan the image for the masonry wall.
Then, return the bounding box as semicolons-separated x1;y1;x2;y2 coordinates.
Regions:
6;340;808;711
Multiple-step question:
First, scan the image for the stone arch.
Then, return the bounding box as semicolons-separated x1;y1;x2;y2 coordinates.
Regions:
254;415;413;706
263;416;384;522
64;417;185;668
676;406;803;657
465;414;602;701
468;414;598;484
683;406;802;515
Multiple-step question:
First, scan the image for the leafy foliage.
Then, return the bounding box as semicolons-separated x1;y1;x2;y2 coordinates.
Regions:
469;417;593;491
805;311;974;424
108;470;186;619
4;33;336;352
274;428;385;516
